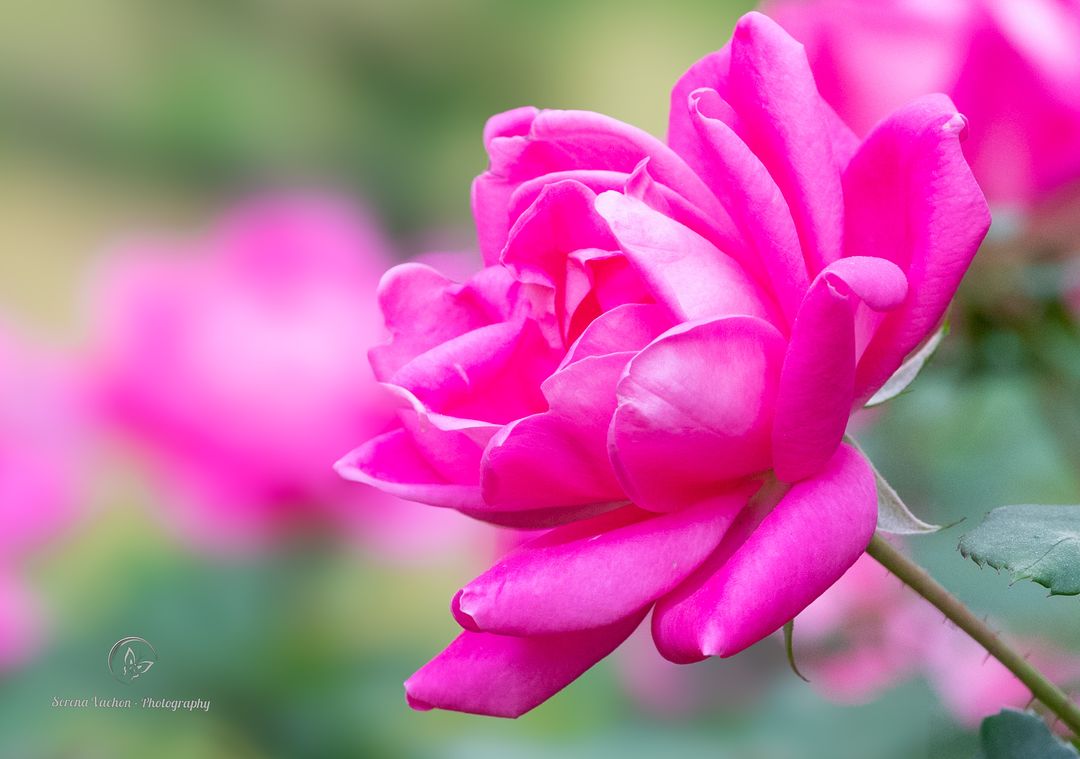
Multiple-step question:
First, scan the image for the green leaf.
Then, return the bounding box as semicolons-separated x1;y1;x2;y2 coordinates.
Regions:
865;322;948;408
959;505;1080;595
782;620;809;683
978;709;1079;759
844;436;942;535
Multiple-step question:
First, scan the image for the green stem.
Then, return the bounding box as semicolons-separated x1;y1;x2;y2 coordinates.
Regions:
866;533;1080;737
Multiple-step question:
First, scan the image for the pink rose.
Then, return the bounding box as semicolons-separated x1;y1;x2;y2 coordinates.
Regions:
0;571;42;671
765;0;1080;212
338;12;989;717
0;324;85;670
89;193;471;555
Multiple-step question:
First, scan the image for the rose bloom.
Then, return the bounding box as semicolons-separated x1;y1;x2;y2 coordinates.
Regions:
765;0;1080;214
0;324;84;669
89;193;469;555
338;12;989;717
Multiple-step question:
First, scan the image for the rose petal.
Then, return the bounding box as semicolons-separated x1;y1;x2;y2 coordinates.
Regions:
652;443;877;662
610;315;786;511
369;263;518;381
845;94;991;400
595;192;779;324
561;303;675;366
390;320;558;424
772;256;907;482
473;108;723;262
481;352;632;511
727;12;853;275
405;609;647;718
335;426;489;511
501;180;619;340
454;486;754;636
677;88;808;326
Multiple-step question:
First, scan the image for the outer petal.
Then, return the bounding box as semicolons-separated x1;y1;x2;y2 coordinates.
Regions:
670;39;858;166
610;315;785;512
405;610;647;718
727;12;852;275
677;88;807;326
845;94;991;400
335;426;489;511
481;352;631;511
390;320;558;424
454;487;754;636
652;443;877;663
595;192;778;325
772;256;907;482
369;263;517;381
336;417;608;529
473;106;541;263
763;0;970;138
669;45;733;156
473;108;723;262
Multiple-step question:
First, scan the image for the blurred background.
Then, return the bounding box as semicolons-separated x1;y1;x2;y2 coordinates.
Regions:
2;0;1080;757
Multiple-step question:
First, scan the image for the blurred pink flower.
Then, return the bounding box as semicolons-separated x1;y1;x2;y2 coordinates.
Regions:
0;324;85;669
797;552;1080;727
0;571;42;671
338;12;989;717
89;193;470;555
765;0;1080;212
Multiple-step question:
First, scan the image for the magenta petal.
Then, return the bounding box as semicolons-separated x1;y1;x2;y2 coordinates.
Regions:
335;427;488;510
508;169;626;227
669;45;732;155
337;419;606;529
473;107;541;263
623;158;746;260
501;180;619;340
502;181;617;287
455;487;753;636
561;303;675;366
481;352;631;511
678;89;807;326
474;108;722;262
772;256;907;482
610;316;786;511
595;192;777;324
391;320;558;424
405;610;647;717
728;12;853;275
845;94;991;400
652;444;877;663
369;263;517;381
